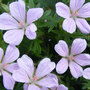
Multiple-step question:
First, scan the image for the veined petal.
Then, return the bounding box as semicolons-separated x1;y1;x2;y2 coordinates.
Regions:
4;63;19;73
78;3;90;18
36;74;58;88
27;8;44;24
74;54;90;66
3;45;19;63
17;55;34;78
55;2;71;18
70;0;85;12
76;18;90;34
57;84;68;90
9;0;25;23
36;58;55;79
69;61;83;78
28;84;40;90
63;18;76;34
54;40;69;57
25;23;37;40
56;58;68;74
0;13;19;30
2;71;15;89
3;29;24;45
83;68;90;79
0;48;3;62
12;69;30;83
71;38;87;55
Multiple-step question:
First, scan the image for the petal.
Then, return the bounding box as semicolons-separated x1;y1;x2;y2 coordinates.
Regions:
23;84;28;90
74;54;90;66
83;68;90;79
54;40;69;57
57;84;68;90
2;71;15;89
0;48;3;62
4;63;19;73
0;13;19;30
28;84;40;90
36;74;58;88
3;45;19;63
63;18;76;34
36;58;55;79
70;0;85;12
76;18;90;34
41;87;49;90
71;38;87;55
17;54;34;78
3;30;24;45
9;0;25;23
78;3;90;18
69;61;83;78
55;2;71;18
56;58;68;74
25;23;37;40
27;8;44;24
12;69;30;83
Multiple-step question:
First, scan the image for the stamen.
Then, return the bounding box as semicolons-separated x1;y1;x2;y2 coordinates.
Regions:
33;76;37;81
19;22;24;26
2;63;7;67
74;11;78;16
69;56;74;60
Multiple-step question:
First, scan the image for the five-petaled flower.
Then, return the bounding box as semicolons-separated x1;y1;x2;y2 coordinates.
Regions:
0;45;19;89
0;0;44;45
12;55;58;90
56;0;90;34
55;38;90;78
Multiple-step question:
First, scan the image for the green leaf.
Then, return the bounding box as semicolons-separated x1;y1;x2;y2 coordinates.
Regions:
29;0;34;8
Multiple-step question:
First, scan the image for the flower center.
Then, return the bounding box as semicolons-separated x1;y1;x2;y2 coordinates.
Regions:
19;22;24;27
0;63;7;69
69;56;74;60
73;11;78;16
33;76;37;81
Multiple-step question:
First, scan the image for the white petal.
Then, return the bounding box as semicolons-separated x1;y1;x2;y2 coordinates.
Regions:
83;68;90;79
17;54;34;78
69;61;83;78
2;71;15;89
28;84;40;90
74;54;90;66
54;40;69;57
12;69;30;83
36;74;58;88
71;38;87;55
3;45;19;63
3;29;24;45
27;8;44;24
55;2;71;18
0;48;3;62
78;2;90;18
70;0;85;12
0;13;19;30
25;23;37;40
76;18;90;33
9;0;25;23
36;58;55;79
63;18;76;34
56;58;68;74
57;84;68;90
23;84;28;90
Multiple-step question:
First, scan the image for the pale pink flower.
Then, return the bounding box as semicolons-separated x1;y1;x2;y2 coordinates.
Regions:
56;0;90;34
0;0;43;45
55;38;90;78
0;45;19;89
83;68;90;79
12;55;58;90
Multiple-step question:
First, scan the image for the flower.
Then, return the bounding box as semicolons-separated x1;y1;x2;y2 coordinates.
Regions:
0;45;19;89
56;0;90;34
55;38;90;78
0;0;44;45
83;68;90;79
12;55;58;90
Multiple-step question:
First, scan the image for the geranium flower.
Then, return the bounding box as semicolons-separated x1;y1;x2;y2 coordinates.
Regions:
0;45;19;89
56;0;90;34
0;0;43;45
12;55;58;90
55;38;90;78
